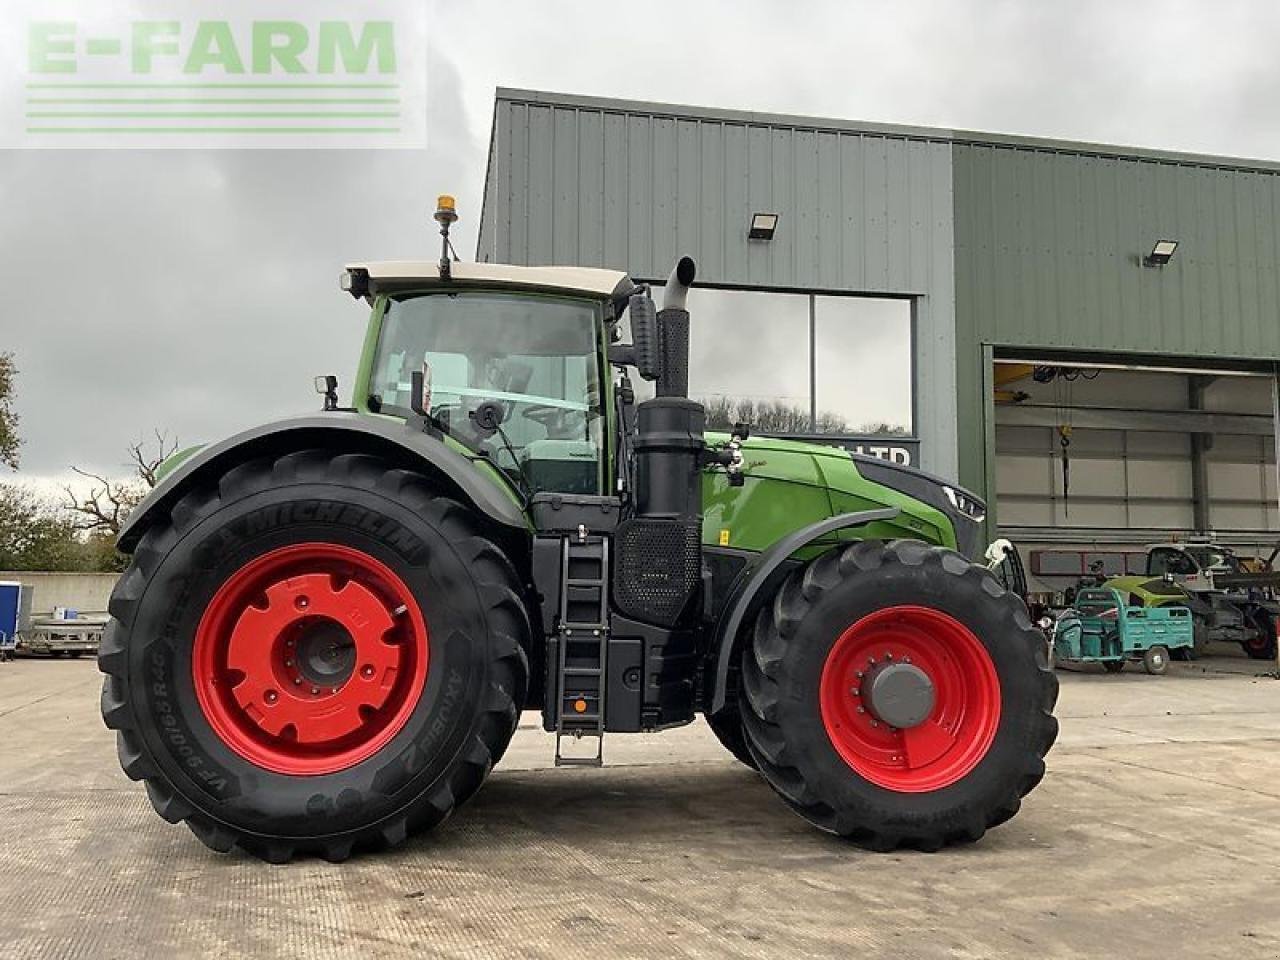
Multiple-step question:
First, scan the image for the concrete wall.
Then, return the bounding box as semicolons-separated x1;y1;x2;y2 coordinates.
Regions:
0;572;118;616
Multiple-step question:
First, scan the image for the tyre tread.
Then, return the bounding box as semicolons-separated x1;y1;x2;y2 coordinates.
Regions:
739;538;1058;851
98;451;529;862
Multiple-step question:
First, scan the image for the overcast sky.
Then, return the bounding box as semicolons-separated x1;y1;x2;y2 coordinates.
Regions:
4;0;1279;491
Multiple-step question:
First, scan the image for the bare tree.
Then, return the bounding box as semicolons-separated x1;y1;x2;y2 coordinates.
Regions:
127;429;179;490
65;430;178;536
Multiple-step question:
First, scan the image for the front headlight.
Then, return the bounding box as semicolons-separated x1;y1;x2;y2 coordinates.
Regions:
942;485;986;523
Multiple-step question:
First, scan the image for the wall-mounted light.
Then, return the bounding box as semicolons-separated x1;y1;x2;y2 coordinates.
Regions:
748;212;779;241
1144;239;1179;267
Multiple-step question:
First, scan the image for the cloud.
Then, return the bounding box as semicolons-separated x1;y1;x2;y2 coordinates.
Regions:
5;0;1280;482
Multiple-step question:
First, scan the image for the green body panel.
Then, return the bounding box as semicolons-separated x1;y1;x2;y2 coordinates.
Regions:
701;433;956;554
1102;575;1190;607
155;445;204;483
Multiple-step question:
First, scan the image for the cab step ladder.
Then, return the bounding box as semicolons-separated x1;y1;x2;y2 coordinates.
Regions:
554;532;609;767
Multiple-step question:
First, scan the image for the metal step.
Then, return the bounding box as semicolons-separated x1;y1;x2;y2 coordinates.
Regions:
554;536;609;768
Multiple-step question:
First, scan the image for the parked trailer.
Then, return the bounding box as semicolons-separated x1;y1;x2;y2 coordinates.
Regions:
21;617;106;658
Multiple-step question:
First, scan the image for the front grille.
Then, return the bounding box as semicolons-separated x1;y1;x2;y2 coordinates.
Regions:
613;518;701;627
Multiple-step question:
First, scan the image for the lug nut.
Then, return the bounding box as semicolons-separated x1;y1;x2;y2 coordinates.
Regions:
856;706;865;714
284;659;294;667
361;665;375;679
265;690;278;704
295;596;309;610
293;678;302;685
850;687;861;697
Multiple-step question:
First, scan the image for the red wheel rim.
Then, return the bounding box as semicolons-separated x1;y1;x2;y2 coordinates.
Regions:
193;543;429;776
819;605;1000;793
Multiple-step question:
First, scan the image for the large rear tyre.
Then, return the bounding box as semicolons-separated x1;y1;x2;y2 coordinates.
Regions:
99;451;529;862
740;539;1058;851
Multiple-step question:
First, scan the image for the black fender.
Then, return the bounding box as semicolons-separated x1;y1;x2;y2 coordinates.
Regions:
705;507;900;716
117;413;529;552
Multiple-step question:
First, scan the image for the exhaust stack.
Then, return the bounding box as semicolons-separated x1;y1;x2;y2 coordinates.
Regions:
656;257;696;398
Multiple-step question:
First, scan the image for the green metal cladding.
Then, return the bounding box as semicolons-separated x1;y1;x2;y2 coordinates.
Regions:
952;140;1280;493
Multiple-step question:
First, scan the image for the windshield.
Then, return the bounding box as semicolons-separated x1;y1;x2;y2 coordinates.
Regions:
369;291;606;495
1186;547;1231;571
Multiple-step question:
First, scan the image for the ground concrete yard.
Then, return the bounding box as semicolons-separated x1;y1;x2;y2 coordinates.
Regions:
2;648;1278;960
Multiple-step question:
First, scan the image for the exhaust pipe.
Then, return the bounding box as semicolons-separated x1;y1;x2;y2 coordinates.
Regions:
657;257;696;397
663;256;697;311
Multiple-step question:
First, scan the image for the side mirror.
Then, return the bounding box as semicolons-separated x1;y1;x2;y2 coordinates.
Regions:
470;400;506;437
628;292;661;381
314;374;339;411
410;369;428;415
608;291;662;381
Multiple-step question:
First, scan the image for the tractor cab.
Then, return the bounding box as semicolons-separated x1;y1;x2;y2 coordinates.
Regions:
1145;542;1251;593
353;273;620;497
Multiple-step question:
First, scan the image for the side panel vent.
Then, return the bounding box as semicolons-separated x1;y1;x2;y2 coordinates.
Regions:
613;519;701;627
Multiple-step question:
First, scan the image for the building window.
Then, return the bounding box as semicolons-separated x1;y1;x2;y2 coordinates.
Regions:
640;286;914;437
813;296;912;436
688;289;811;433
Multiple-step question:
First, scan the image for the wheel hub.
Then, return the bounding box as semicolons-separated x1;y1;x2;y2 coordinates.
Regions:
291;619;357;687
862;661;935;729
193;543;429;776
819;605;1001;793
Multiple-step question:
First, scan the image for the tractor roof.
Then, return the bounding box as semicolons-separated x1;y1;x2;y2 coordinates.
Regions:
345;260;634;300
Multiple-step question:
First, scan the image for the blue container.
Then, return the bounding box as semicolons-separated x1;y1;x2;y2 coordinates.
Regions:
0;582;22;652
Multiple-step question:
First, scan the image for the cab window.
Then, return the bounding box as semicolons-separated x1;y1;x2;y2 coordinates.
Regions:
370;292;605;495
1147;548;1198;576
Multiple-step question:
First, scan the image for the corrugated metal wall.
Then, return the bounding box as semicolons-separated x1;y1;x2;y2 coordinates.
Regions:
479;89;961;476
480;90;1280;496
952;142;1280;494
953;144;1280;357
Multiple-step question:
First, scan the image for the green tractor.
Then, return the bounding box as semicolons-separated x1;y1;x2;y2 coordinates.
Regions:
100;198;1057;862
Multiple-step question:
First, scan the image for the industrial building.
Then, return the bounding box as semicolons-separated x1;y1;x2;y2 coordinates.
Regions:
479;88;1280;578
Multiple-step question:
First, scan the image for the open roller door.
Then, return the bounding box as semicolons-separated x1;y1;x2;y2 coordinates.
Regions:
990;355;1280;589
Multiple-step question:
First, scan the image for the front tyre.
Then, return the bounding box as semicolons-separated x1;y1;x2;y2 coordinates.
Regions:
99;451;529;862
741;540;1058;851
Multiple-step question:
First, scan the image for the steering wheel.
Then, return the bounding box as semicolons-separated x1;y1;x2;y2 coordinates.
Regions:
523;403;588;440
522;403;568;425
